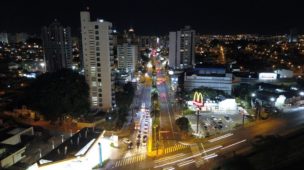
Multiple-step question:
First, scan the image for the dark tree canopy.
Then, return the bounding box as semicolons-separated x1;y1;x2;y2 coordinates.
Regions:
176;117;190;132
25;69;89;121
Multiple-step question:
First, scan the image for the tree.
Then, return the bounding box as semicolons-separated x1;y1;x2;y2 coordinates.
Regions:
25;69;90;121
176;117;190;132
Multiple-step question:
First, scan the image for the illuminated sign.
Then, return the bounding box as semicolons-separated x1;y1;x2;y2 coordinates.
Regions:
193;91;204;107
259;73;277;80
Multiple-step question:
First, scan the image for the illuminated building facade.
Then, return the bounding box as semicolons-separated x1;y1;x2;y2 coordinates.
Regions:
117;43;138;73
169;26;195;69
80;11;115;110
184;65;232;95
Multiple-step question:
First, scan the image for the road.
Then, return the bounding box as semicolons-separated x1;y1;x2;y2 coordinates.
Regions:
107;48;304;169
153;108;304;169
157;70;180;149
109;107;304;170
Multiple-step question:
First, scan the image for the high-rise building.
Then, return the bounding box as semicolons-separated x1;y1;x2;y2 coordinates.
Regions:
0;32;8;43
80;11;115;111
16;33;29;43
169;26;195;69
117;43;138;72
288;28;298;43
41;20;72;72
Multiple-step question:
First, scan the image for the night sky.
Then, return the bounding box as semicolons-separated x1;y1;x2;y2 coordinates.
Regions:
0;0;303;35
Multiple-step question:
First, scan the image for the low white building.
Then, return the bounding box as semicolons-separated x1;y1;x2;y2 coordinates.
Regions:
274;69;294;78
187;99;238;114
27;128;111;170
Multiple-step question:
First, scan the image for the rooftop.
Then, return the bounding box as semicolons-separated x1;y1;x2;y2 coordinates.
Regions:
39;127;103;164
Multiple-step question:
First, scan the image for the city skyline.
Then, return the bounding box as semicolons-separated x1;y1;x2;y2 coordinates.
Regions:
0;0;303;35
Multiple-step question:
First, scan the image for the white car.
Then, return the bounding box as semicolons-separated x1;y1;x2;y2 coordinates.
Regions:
122;138;131;144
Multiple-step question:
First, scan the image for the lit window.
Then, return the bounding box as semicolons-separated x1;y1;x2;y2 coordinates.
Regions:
92;81;97;87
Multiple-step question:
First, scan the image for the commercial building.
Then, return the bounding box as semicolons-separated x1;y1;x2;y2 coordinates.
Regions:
0;126;34;168
41;20;72;72
117;43;138;73
80;11;115;110
169;26;195;69
184;65;232;95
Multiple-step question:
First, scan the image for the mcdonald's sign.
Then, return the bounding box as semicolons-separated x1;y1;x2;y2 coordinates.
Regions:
193;91;204;107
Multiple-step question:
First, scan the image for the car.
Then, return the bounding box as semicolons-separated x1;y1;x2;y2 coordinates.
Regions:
216;124;223;129
143;135;147;142
137;134;141;139
123;138;131;144
224;116;231;121
128;142;133;149
142;141;147;146
211;116;217;121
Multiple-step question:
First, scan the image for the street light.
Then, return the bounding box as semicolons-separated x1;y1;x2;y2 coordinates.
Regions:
270;97;275;102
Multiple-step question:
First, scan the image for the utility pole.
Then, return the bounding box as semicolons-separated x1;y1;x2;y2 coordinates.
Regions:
197;108;200;134
193;91;203;137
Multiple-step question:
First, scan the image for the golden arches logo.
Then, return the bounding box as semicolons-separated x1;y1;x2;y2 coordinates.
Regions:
193;91;203;107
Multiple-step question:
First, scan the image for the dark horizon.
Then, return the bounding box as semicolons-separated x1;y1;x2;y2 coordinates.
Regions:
0;0;303;36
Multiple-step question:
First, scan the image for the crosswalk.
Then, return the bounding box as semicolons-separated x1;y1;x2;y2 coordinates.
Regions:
164;144;190;154
113;154;146;168
190;144;205;167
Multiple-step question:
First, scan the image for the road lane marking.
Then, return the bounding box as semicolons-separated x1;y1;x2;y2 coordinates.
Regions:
177;159;195;167
208;133;233;143
203;145;223;153
203;153;218;160
114;154;146;168
221;139;247;150
163;144;190;154
155;153;185;163
154;152;216;169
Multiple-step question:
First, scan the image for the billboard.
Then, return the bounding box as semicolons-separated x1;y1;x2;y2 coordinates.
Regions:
259;73;277;80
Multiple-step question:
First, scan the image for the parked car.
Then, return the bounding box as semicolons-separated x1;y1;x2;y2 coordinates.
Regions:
123;138;131;144
128;142;133;149
224;116;231;121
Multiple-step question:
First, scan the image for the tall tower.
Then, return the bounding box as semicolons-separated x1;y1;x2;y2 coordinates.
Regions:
169;26;195;69
117;43;138;73
41;20;72;72
80;11;115;110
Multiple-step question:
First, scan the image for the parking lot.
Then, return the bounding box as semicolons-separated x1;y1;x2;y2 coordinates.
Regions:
186;111;244;137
